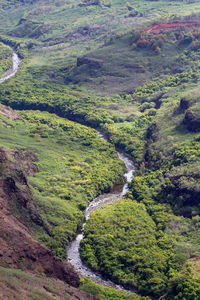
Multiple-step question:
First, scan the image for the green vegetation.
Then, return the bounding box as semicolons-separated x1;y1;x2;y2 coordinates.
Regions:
167;264;200;300
79;80;200;298
80;277;150;300
0;42;12;76
81;199;174;296
66;27;200;95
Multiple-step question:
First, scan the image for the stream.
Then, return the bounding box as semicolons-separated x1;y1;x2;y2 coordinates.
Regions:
0;44;20;84
67;132;138;294
0;44;140;296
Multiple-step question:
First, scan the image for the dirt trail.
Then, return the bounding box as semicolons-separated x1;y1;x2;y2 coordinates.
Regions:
147;22;200;34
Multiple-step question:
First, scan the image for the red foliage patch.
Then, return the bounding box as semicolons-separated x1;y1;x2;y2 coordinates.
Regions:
147;22;200;34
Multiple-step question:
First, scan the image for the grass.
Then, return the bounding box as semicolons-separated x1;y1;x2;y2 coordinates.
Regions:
80;277;149;300
0;266;149;299
0;266;78;300
65;35;193;95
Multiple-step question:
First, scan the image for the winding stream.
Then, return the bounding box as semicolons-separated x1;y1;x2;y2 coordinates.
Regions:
67;132;138;293
0;44;139;295
0;44;20;84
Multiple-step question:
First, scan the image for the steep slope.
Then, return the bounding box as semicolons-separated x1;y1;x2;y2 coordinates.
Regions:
0;147;80;287
0;267;97;300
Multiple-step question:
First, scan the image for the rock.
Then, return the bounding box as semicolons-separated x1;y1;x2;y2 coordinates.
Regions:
65;25;102;42
0;148;50;233
77;57;104;69
128;12;138;18
179;97;193;112
4;177;16;192
146;122;159;142
161;166;200;217
183;110;200;132
0;150;6;163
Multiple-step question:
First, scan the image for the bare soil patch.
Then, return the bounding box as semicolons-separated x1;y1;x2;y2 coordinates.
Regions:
147;22;200;34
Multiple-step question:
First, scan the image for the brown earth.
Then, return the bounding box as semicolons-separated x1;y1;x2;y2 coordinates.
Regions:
188;258;200;278
147;22;200;34
0;103;22;121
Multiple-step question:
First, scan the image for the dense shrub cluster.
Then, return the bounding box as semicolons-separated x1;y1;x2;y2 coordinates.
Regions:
80;199;182;297
132;30;166;53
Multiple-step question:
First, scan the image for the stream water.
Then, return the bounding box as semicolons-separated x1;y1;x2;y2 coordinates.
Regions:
67;131;138;293
0;44;20;84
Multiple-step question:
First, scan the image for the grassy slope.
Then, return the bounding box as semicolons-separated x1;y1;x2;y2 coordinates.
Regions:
65;33;197;95
0;266;146;300
0;266;71;300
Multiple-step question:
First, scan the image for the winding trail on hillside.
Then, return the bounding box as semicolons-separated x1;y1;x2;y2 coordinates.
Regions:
0;44;20;84
0;45;141;296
